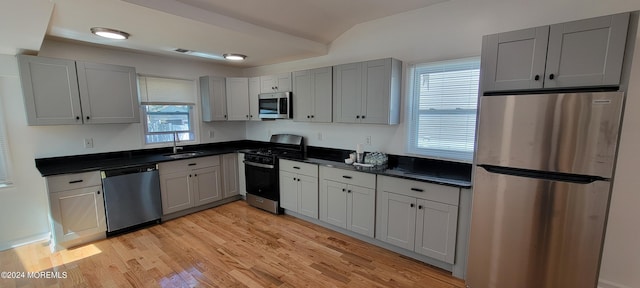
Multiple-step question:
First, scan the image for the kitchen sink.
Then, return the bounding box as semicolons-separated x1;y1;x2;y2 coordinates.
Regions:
163;151;205;159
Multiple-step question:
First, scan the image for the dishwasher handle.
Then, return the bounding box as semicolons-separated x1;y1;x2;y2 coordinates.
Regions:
102;164;158;177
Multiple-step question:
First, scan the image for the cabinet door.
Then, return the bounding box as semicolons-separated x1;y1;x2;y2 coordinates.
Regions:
415;199;458;264
200;76;227;121
377;192;416;251
279;170;299;212
275;73;292;92
226;77;250;121
298;174;319;219
260;75;277;93
293;70;313;122
248;77;261;121
76;62;139;124
237;153;246;196
160;170;192;215
333;63;363;123
49;186;106;243
362;59;391;124
347;185;376;237
481;27;549;92
17;55;83;125
311;67;333;123
320;180;347;228
222;153;239;198
193;166;223;206
545;13;629;88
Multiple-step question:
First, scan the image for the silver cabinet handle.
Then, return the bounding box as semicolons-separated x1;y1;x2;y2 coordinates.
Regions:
243;161;274;169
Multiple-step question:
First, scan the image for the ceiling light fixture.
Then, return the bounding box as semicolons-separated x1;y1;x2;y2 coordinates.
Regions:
90;27;130;40
223;53;247;61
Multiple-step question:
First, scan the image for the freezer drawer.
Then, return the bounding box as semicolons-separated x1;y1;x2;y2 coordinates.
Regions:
476;91;623;178
467;167;611;288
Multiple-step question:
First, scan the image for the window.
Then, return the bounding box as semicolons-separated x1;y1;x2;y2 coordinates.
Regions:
138;76;198;145
142;104;195;144
408;57;480;163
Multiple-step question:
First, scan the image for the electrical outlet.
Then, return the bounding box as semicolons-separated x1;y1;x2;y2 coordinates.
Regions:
209;130;214;138
317;133;323;141
365;136;371;145
84;138;94;148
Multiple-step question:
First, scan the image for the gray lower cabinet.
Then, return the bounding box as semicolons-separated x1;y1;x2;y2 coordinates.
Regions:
279;159;319;218
482;12;630;92
159;156;222;215
293;67;333;123
18;55;139;125
237;153;247;196
222;153;239;198
376;175;459;264
46;171;106;249
333;58;401;125
319;166;376;237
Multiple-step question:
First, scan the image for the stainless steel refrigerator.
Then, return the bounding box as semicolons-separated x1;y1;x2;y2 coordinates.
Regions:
466;91;624;288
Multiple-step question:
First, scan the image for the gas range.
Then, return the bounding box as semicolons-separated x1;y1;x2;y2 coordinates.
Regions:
243;134;305;214
244;148;304;166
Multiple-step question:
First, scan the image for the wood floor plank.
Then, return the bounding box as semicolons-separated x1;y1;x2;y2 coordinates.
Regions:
0;200;465;287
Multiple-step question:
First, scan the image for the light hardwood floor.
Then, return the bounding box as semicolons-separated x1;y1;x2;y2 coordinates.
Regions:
0;200;465;287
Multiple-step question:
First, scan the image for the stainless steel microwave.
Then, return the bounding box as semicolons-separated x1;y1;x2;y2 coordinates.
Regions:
259;92;292;119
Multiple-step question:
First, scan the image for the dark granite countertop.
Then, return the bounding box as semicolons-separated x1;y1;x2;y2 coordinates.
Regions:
36;141;472;188
35;140;264;177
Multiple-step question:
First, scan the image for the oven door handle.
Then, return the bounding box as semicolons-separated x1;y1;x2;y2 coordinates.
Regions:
244;161;275;169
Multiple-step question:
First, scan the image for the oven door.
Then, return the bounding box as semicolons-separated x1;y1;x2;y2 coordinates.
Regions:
244;160;279;200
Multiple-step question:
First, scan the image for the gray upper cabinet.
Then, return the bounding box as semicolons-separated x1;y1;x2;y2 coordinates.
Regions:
225;77;250;121
18;55;139;125
76;61;139;124
333;58;401;125
248;77;260;121
200;76;227;121
482;12;630;92
293;66;332;123
260;73;292;93
481;27;549;91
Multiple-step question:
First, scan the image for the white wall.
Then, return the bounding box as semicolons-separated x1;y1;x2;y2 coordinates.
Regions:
0;40;247;250
243;1;640;287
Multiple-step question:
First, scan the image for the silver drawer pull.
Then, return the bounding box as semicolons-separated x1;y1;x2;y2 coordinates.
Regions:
68;180;83;184
411;188;424;192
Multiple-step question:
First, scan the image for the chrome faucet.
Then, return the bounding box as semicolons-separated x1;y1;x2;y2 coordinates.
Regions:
172;131;183;154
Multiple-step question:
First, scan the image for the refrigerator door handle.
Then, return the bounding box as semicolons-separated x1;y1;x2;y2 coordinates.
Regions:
479;164;607;184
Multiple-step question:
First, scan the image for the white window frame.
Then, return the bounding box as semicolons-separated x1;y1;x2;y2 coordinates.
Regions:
141;103;198;147
407;57;480;163
137;75;199;148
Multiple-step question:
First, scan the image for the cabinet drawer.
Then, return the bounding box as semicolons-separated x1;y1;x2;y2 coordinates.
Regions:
159;155;220;175
320;166;376;189
379;175;459;206
279;159;318;177
46;171;102;193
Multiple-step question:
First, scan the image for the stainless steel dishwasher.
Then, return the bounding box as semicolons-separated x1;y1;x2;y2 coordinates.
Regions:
101;163;162;235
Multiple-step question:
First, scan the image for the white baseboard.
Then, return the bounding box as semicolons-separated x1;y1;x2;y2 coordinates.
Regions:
599;279;634;288
0;233;50;252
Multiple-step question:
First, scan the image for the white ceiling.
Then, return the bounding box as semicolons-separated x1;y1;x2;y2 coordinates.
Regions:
2;0;447;67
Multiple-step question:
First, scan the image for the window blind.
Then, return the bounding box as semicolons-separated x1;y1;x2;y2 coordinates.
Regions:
408;57;480;163
138;76;196;104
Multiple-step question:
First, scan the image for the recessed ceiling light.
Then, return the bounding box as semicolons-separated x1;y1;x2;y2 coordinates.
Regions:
90;27;130;40
223;54;247;61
